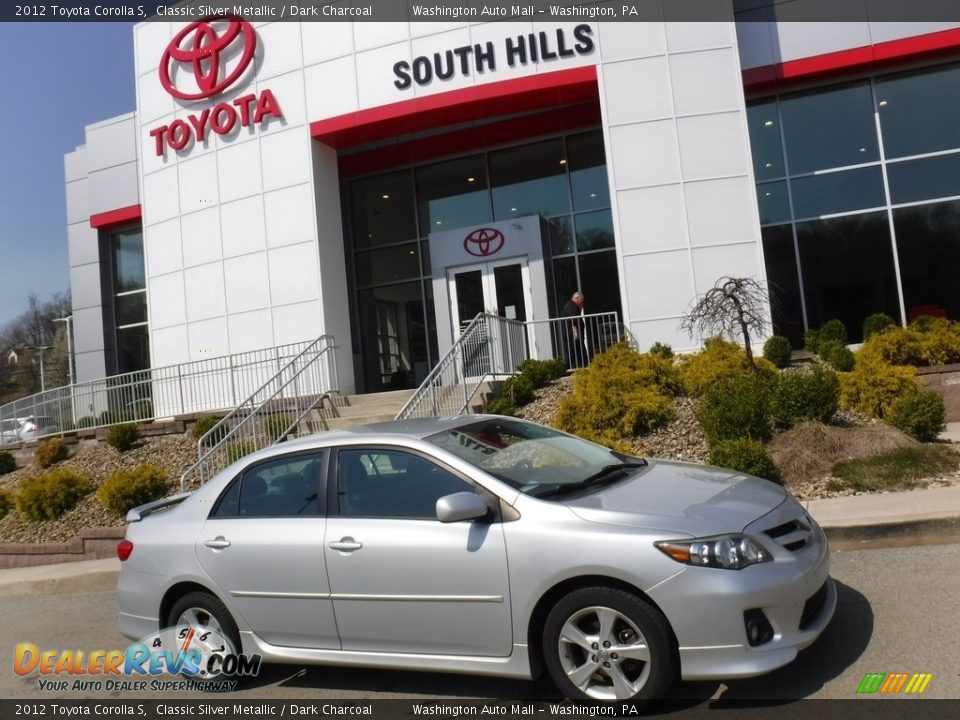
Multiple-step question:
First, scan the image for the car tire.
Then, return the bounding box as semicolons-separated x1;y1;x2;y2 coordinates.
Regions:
168;591;244;682
542;587;677;705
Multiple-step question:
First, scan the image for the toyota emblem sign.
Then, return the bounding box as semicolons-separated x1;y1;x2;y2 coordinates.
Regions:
159;16;256;101
150;16;282;157
463;228;506;257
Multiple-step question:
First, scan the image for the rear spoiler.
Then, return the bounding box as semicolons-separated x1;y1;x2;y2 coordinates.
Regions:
126;493;191;523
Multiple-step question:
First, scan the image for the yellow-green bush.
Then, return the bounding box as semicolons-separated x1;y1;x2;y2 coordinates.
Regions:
224;440;256;464
106;423;140;451
553;343;675;448
681;337;777;397
886;391;946;442
192;415;227;446
15;468;93;522
859;318;960;367
97;465;170;516
697;372;774;444
34;438;69;468
709;439;779;482
840;356;917;418
0;489;11;520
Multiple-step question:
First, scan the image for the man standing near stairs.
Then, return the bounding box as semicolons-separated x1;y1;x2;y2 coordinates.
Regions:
560;291;588;369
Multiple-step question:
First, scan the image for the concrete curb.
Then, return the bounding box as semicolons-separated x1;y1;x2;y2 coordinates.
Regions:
822;515;960;544
0;558;119;598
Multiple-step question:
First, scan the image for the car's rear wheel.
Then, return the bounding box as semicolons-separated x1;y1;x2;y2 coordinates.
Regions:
168;591;242;680
542;587;677;705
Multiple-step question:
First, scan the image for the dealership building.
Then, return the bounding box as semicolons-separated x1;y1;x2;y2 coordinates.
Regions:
64;12;960;396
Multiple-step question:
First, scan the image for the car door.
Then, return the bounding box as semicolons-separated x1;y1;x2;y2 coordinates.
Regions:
324;445;512;657
195;449;340;649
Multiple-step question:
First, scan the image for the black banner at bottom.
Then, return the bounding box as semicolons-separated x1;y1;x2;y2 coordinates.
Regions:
2;700;960;720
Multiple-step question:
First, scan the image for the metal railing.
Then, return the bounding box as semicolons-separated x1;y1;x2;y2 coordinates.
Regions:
0;340;319;446
396;314;529;421
179;335;338;490
524;311;625;371
397;311;624;422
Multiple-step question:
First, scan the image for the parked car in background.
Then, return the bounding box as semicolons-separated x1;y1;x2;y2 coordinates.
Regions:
117;415;835;705
16;415;60;442
0;419;20;446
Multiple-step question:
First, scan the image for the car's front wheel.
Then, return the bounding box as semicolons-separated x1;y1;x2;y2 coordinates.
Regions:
542;587;677;704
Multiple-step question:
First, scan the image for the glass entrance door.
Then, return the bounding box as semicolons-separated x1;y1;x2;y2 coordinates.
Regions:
448;258;530;338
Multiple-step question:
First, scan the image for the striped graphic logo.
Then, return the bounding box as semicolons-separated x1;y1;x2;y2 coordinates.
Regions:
856;672;933;694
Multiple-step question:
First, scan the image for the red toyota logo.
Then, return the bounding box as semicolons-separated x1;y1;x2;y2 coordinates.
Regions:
159;16;257;101
463;228;505;257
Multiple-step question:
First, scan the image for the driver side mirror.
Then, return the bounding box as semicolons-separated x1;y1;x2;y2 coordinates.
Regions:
436;492;490;523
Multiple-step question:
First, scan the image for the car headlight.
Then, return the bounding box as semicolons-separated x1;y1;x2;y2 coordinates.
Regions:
655;534;772;570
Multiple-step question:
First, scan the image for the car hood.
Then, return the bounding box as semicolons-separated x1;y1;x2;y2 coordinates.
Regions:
563;459;787;537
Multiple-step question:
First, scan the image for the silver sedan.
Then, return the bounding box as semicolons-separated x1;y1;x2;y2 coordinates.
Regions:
117;415;835;705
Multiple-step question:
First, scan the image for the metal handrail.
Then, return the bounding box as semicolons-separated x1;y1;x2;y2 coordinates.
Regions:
0;339;316;445
396;313;529;421
179;335;337;491
395;311;624;422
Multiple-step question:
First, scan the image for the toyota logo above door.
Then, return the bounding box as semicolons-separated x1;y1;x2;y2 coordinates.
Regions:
463;228;506;257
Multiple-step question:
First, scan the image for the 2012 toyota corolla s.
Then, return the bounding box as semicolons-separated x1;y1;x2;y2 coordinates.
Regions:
116;415;835;704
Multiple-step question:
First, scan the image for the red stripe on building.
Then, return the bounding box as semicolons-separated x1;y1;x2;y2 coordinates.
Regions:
311;65;599;150
90;203;142;229
743;27;960;93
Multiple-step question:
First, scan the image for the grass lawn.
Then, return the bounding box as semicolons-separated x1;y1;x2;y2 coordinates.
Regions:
828;445;960;493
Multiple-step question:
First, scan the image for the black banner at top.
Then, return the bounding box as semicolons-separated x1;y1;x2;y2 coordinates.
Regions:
8;0;960;23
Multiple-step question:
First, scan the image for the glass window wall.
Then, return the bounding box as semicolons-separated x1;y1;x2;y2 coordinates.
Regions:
109;228;149;373
749;61;960;343
347;130;620;392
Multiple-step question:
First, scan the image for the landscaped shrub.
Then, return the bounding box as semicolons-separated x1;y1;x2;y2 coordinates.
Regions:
75;416;98;429
696;372;773;444
804;328;820;354
34;438;68;468
192;415;228;447
858;317;960;367
265;413;293;442
763;335;792;369
818;319;848;347
97;464;170;516
0;451;16;476
709;440;779;482
770;366;840;429
649;342;674;359
886;391;946;442
818;340;855;372
106;423;141;451
863;313;897;341
15;468;93;522
681;337;776;397
517;358;567;387
0;489;11;519
839;356;918;419
554;344;675;448
224;440;256;464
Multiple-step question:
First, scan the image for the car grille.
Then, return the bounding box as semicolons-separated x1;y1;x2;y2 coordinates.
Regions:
799;581;829;631
763;517;813;552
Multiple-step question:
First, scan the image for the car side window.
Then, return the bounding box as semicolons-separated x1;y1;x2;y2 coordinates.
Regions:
212;451;324;518
337;448;474;519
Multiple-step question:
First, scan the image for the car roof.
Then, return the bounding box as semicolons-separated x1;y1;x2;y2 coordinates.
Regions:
280;414;502;449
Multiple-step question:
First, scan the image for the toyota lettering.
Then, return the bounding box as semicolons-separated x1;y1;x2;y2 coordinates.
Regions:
150;16;282;157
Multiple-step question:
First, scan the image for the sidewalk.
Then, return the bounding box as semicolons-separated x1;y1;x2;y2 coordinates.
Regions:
1;484;960;597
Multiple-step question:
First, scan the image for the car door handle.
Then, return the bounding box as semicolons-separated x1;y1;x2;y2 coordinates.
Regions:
204;537;231;550
328;537;362;552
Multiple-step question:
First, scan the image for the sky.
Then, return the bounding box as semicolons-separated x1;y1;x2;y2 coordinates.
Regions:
0;22;137;328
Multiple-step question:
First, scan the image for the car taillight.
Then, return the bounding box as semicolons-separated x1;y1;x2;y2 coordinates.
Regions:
117;539;133;561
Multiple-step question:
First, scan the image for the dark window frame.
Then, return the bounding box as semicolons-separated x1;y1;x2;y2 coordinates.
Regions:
209;448;329;520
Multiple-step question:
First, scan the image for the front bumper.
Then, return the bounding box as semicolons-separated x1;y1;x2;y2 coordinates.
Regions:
647;510;835;681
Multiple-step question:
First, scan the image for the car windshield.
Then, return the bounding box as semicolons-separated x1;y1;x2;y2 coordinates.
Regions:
427;418;646;499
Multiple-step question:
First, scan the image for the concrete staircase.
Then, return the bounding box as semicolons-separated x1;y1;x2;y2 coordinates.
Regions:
297;389;416;435
296;381;501;437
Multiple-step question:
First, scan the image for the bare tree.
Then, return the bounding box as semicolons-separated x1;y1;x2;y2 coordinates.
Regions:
681;276;769;370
